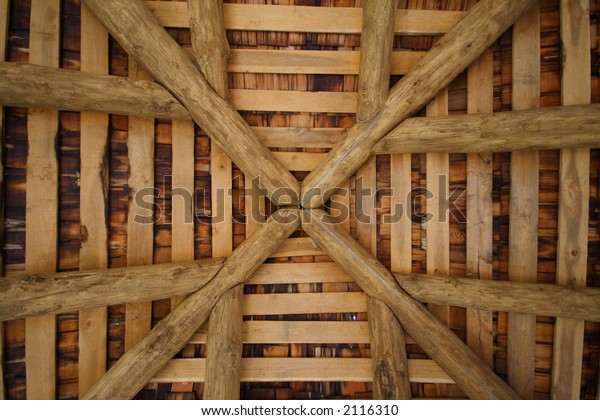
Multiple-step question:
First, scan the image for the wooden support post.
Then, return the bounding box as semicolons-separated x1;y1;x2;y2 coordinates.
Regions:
81;0;298;206
507;4;540;399
25;0;60;399
0;0;8;400
552;0;591;400
302;209;519;400
356;0;410;400
466;49;494;368
301;0;538;208
78;4;109;396
83;210;299;400
188;0;242;400
124;59;155;352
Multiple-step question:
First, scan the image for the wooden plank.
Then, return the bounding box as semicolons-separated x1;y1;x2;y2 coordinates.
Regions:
0;259;225;321
302;209;518;399
125;58;155;352
151;358;453;384
25;0;60;400
78;4;109;396
301;0;538;208
230;89;357;114
82;0;299;206
395;273;600;322
147;2;465;36
248;263;351;285
83;210;299;400
372;104;600;154
507;5;540;399
466;49;494;368
552;0;591;400
242;292;367;316
270;237;328;258
273;152;326;172
253;127;345;151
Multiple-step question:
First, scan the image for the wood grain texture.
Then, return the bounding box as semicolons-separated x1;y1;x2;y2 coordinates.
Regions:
0;259;225;321
466;49;494;368
230;89;357;114
302;210;519;399
301;0;538;208
247;262;351;285
373;104;600;154
25;0;60;399
81;0;298;206
78;3;109;396
83;210;299;399
552;0;591;400
395;273;600;322
242;292;367;316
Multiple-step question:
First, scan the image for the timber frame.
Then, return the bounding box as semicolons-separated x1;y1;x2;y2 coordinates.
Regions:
0;0;599;400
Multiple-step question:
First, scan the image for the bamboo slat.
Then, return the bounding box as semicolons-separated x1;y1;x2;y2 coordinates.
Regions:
25;0;60;400
507;5;540;399
552;0;591;400
78;4;109;396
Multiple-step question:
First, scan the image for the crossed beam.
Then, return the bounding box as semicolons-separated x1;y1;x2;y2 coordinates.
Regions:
4;0;548;399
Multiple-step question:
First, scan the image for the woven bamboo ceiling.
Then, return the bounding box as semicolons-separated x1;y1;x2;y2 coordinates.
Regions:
0;0;599;400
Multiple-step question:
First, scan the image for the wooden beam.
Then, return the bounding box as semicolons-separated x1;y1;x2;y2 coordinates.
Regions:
356;0;410;401
507;5;540;399
302;210;519;399
0;259;225;321
229;90;357;114
301;0;538;208
372;104;600;154
466;49;494;368
394;273;600;322
25;0;60;400
188;0;242;400
242;292;367;316
83;210;299;400
247;262;351;285
552;0;591;400
81;0;298;206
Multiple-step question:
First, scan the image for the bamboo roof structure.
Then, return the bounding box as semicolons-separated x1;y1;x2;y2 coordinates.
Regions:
0;0;599;400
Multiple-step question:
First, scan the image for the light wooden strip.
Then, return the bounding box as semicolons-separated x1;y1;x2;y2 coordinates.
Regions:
125;58;154;352
466;49;494;369
242;292;367;316
270;237;328;258
552;0;591;400
507;5;540;400
151;358;453;384
147;2;465;35
273;151;327;172
78;4;109;396
229;50;425;76
25;0;60;400
230;89;357;113
248;262;351;285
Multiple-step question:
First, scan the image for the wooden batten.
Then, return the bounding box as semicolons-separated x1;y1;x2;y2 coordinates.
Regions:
0;0;8;400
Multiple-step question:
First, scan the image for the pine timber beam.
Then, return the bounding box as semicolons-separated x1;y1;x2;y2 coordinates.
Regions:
395;274;600;323
300;0;538;208
80;0;298;206
83;210;300;400
356;0;411;401
373;104;600;154
301;209;519;400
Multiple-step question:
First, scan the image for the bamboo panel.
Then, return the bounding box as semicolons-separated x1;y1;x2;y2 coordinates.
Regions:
151;358;453;384
242;292;367;316
147;2;465;35
25;0;60;400
248;262;351;285
78;4;109;396
230;89;357;113
270;238;328;258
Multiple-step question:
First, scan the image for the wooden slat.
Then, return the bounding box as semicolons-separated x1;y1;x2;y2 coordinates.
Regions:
466;49;494;368
248;263;351;285
552;0;591;400
507;5;540;399
270;237;328;258
242;292;367;316
254;126;345;150
230;89;357;114
78;4;109;396
273;152;326;172
25;0;60;400
151;358;453;384
124;58;154;352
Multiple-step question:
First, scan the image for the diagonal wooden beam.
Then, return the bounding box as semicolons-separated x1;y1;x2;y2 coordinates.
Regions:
300;0;537;208
301;209;519;400
372;104;600;154
81;0;298;206
83;210;300;400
